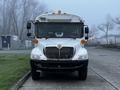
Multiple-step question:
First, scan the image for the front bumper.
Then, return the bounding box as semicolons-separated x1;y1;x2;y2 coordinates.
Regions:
30;59;88;72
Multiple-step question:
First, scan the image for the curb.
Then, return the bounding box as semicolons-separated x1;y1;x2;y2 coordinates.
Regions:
10;71;31;90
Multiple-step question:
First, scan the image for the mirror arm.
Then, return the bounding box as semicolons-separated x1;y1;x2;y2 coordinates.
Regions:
87;34;88;39
27;29;30;33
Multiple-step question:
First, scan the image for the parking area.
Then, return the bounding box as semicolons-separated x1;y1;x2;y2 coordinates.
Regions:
19;47;120;90
19;69;116;90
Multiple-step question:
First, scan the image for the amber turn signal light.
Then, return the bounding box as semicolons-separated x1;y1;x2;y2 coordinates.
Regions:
80;39;88;45
32;38;38;44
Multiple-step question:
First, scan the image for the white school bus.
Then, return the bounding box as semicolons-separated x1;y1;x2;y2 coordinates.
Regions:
27;11;89;80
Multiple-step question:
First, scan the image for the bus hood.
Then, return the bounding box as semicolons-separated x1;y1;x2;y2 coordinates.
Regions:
38;38;82;48
31;38;88;60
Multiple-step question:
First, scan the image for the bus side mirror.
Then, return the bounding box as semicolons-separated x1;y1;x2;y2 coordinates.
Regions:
27;33;32;37
85;36;88;40
85;27;89;40
27;21;32;37
85;27;89;34
27;21;31;30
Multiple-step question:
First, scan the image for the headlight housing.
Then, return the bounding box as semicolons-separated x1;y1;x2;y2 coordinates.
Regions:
31;54;46;60
78;54;88;60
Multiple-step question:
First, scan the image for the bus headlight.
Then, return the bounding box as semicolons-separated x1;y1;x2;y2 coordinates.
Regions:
78;54;88;60
31;54;46;60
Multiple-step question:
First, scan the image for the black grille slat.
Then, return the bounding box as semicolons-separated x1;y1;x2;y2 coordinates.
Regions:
44;47;74;59
45;47;59;58
60;47;73;59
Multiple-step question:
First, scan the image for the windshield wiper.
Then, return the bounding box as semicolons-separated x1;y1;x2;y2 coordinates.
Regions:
68;35;77;39
45;33;54;39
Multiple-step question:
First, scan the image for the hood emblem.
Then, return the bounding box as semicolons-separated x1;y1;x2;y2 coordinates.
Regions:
57;44;62;49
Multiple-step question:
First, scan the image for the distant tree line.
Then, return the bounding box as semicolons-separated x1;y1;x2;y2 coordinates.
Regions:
0;0;47;41
89;14;120;45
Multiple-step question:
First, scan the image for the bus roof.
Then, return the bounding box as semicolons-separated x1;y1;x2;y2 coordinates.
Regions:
35;11;84;23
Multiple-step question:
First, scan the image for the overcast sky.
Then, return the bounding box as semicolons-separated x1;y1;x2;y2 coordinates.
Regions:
41;0;119;28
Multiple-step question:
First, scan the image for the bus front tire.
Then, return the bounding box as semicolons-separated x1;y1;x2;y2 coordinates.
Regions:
78;66;88;80
31;68;40;80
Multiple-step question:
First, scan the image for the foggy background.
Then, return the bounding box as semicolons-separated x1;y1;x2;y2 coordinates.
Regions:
42;0;120;26
0;0;120;49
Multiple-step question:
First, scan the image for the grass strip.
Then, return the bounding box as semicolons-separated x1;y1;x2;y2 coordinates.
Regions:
0;54;30;90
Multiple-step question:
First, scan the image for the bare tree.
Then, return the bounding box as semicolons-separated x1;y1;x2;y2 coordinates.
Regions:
0;1;2;34
0;0;47;41
98;14;114;45
113;17;120;25
113;17;120;33
89;25;98;39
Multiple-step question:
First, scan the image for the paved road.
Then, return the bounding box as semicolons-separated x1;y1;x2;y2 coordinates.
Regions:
19;47;120;90
88;47;120;90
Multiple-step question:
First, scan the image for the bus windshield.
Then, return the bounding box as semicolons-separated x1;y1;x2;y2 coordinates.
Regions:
35;22;84;38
